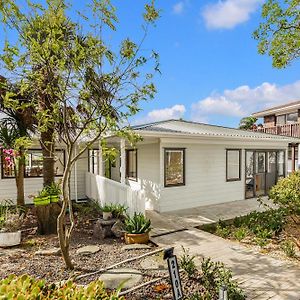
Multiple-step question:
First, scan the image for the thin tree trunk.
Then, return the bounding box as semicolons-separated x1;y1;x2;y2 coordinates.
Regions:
57;159;74;269
41;129;55;187
15;150;25;207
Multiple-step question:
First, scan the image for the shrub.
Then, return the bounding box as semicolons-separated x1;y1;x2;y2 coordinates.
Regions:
200;258;245;300
124;213;151;234
215;224;231;239
269;171;300;215
281;240;296;258
233;227;248;241
179;246;197;277
0;274;123;299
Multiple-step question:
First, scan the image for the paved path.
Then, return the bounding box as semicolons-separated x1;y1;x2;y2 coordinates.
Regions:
147;201;300;299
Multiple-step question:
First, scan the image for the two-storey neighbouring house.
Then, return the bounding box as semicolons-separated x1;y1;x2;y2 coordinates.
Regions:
252;100;300;173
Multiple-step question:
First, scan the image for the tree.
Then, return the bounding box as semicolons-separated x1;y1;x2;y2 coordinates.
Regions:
238;116;258;130
254;0;300;68
0;78;34;206
0;0;159;269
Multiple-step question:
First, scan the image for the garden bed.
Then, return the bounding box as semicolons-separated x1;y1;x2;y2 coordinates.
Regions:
0;204;246;299
199;209;300;264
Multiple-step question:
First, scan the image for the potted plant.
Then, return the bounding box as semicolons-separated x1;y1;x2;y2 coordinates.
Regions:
0;206;24;247
102;204;113;220
33;188;50;206
47;182;61;203
124;213;151;244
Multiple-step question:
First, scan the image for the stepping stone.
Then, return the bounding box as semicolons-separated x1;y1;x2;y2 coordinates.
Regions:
121;244;151;251
76;245;100;255
140;256;168;271
35;247;61;256
99;268;142;289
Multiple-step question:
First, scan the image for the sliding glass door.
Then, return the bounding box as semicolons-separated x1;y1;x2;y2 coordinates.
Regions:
245;150;285;198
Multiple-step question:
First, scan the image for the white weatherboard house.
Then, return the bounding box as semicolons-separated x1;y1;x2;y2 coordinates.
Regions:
1;120;299;213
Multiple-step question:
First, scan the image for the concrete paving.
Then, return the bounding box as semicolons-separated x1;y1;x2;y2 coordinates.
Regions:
148;199;300;300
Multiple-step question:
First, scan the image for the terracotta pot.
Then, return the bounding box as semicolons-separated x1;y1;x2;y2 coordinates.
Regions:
125;232;149;244
0;231;21;247
103;212;112;220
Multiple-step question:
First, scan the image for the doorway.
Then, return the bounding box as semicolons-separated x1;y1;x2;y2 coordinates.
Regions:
245;150;285;198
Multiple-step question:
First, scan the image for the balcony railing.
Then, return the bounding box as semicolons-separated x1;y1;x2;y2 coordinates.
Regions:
252;123;300;138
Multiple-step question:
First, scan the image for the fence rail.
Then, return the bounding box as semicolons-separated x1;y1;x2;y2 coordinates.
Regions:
85;172;145;216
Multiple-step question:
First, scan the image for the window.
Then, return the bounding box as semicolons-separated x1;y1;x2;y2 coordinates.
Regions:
226;149;241;181
277;150;285;178
164;148;185;187
1;149;65;178
256;152;266;173
276;115;286;125
88;149;99;174
126;149;137;181
286;112;298;123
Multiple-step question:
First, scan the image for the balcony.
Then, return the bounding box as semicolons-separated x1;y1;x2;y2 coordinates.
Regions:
252;123;300;138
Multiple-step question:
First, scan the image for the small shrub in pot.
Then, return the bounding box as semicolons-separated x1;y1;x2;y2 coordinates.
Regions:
124;213;151;244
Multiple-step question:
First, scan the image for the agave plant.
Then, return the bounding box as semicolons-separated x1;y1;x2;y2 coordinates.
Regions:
124;213;151;234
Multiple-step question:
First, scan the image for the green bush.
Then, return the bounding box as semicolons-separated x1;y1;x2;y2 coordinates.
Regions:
124;213;151;234
0;274;123;299
215;224;231;239
269;171;300;215
233;227;248;241
281;240;296;258
200;258;245;300
179;247;197;277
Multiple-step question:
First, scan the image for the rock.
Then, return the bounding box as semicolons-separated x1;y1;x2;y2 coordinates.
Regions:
140;256;168;271
35;247;61;256
93;220;104;240
76;245;100;255
121;244;151;251
99;268;143;289
111;220;125;238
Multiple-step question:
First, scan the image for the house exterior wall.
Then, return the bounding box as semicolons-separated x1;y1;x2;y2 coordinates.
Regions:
0;147;88;204
156;138;288;213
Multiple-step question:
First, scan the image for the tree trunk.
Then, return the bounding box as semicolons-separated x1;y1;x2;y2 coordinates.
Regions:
57;160;74;269
41;129;55;187
36;203;61;234
15;153;25;207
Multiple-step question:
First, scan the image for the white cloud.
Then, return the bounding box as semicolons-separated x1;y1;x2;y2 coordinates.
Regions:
172;2;184;15
134;104;186;124
191;80;300;122
202;0;263;30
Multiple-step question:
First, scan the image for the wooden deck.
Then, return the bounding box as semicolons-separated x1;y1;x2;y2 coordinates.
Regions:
253;123;300;138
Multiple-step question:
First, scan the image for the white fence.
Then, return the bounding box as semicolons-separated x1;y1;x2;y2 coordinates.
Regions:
85;172;145;216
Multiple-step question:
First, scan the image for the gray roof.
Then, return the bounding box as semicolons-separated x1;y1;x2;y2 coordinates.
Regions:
131;119;300;142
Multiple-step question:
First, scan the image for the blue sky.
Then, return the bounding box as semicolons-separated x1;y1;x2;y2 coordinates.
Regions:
1;0;300;128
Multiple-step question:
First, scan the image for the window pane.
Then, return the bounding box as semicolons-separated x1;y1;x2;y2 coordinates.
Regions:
277;151;285;177
89;149;99;174
126;149;137;180
245;151;254;178
26;151;43;177
227;150;240;180
165;149;184;186
256;152;266;173
286;112;298;123
276;115;285;125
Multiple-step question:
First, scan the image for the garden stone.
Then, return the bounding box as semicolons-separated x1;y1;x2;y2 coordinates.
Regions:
35;247;61;256
111;220;125;238
121;244;151;251
140;256;168;271
99;268;142;289
76;245;100;255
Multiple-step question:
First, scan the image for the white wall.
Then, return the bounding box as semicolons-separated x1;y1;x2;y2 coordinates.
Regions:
157;138;289;212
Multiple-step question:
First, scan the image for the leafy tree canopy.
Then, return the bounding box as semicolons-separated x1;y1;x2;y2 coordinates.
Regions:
254;0;300;68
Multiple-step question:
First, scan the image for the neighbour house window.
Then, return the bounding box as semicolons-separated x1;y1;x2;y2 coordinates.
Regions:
126;149;137;181
88;149;99;174
226;149;241;181
286;112;298;123
164;148;185;187
276;115;286;125
1;149;65;179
